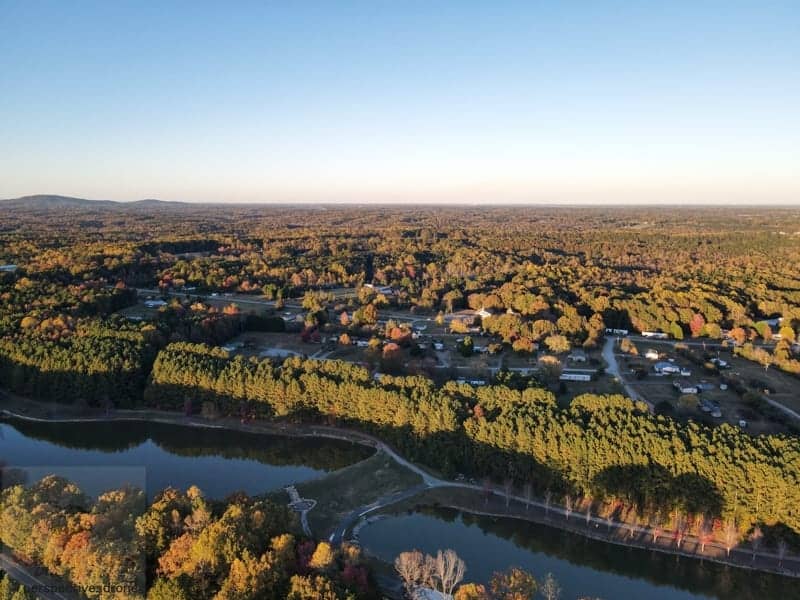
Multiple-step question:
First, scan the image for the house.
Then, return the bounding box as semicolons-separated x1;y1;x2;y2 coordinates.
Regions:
476;307;498;319
759;317;783;328
645;349;660;360
567;350;587;363
560;372;592;382
363;283;395;296
654;361;680;374
674;380;698;394
641;331;669;339
605;328;629;336
443;309;478;325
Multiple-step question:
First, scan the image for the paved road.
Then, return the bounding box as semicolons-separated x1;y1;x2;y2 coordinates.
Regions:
602;337;652;410
329;481;429;544
0;553;75;600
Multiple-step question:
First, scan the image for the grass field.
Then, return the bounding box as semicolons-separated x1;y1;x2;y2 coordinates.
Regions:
295;451;422;536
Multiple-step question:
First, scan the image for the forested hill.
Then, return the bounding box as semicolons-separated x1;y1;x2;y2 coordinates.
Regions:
0;195;184;210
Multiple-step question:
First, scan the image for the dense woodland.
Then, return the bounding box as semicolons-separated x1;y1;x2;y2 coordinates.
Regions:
146;344;800;544
2;201;800;594
0;475;376;600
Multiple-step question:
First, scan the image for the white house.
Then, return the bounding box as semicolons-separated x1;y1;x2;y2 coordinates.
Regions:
605;328;629;336
364;283;395;296
560;372;592;382
641;331;669;339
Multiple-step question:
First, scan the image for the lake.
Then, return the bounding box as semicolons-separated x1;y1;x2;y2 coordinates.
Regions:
3;416;797;599
0;416;373;499
359;507;800;600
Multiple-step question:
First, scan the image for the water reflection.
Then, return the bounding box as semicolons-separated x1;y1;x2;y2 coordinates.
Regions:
0;417;372;499
360;507;800;600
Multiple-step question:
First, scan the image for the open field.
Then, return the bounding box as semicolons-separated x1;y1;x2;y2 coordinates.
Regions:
226;330;321;358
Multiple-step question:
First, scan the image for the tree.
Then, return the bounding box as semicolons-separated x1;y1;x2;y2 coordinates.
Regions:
458;336;474;358
540;573;561;600
395;550;424;595
689;313;706;337
723;519;739;556
536;355;562;383
698;522;712;553
544;335;570;354
287;574;338;600
779;325;796;343
431;550;466;597
777;539;788;567
148;576;192;600
308;542;336;572
523;483;532;512
490;567;537;600
729;327;747;345
454;583;490;600
749;526;763;562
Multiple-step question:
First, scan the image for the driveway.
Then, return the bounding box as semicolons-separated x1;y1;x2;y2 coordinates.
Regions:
602;337;652;411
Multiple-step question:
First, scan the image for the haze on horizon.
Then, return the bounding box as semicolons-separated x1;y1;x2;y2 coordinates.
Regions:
1;1;798;205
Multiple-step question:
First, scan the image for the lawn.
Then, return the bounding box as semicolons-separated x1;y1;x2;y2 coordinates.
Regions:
295;451;423;537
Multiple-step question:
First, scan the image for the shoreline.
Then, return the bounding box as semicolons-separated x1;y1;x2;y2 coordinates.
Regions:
1;398;798;579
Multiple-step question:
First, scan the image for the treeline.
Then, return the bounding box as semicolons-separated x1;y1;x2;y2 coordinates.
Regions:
0;325;155;407
146;343;800;538
145;343;460;465
0;476;377;600
0;475;145;598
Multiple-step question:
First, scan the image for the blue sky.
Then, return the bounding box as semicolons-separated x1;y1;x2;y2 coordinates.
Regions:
1;1;798;204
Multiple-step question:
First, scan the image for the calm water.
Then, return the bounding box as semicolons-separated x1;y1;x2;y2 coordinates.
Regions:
0;417;372;499
360;508;800;600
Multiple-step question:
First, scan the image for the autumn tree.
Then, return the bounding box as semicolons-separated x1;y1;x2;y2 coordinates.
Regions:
490;567;538;600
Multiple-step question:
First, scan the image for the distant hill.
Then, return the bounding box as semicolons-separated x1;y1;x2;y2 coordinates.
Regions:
0;195;186;210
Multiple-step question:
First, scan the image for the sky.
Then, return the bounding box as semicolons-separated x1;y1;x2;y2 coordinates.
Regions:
1;1;798;204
